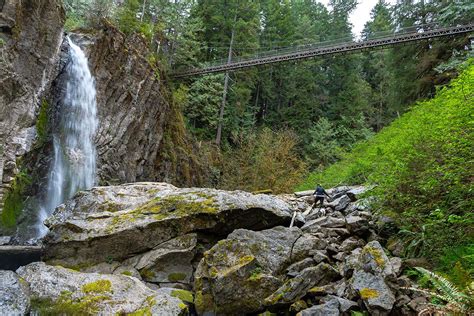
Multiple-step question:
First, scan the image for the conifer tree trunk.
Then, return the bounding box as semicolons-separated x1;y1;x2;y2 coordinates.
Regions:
140;0;146;22
216;15;236;147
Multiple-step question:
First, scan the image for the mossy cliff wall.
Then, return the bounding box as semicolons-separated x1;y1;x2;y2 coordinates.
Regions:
75;22;204;187
0;0;65;233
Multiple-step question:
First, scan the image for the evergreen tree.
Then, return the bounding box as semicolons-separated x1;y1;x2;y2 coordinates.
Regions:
361;0;394;130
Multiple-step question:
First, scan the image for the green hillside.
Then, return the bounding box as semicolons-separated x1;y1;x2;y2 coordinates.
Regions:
298;62;474;281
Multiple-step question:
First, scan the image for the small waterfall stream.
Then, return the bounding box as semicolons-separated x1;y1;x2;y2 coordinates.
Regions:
36;38;98;237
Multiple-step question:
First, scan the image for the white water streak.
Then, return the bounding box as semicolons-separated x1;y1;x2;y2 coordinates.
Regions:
36;38;98;237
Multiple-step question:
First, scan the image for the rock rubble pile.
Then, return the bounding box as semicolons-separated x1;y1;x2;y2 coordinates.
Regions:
0;183;428;315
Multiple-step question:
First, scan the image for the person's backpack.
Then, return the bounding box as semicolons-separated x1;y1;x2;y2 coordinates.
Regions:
315;186;324;196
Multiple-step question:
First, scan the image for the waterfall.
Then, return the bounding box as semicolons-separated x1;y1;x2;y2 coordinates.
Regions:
36;38;98;237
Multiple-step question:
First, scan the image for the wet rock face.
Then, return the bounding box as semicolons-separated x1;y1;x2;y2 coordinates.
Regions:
43;182;293;267
73;27;170;185
0;0;65;230
16;262;187;315
65;25;202;188
1;14;200;235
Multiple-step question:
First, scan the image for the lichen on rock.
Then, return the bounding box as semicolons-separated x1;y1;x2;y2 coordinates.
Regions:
17;262;186;315
43;183;293;267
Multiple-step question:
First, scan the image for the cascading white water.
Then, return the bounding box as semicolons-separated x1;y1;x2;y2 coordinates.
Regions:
36;38;98;237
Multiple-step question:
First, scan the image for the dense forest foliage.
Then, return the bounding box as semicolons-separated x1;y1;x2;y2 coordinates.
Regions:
64;0;473;189
65;1;472;151
299;62;473;284
63;0;473;282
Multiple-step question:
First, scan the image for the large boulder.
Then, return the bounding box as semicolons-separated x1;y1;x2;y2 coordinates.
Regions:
327;195;352;212
347;241;397;315
302;216;346;230
346;186;371;201
358;241;394;278
16;262;187;315
194;226;321;315
351;270;395;315
297;299;340;316
0;270;30;315
43;183;293;266
345;215;370;236
121;233;198;288
264;263;340;306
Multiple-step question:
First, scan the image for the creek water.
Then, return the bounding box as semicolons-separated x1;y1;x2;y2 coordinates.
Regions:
36;38;98;238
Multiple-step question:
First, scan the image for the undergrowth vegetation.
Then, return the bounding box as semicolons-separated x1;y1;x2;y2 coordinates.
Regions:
219;128;307;194
298;61;474;282
404;267;473;315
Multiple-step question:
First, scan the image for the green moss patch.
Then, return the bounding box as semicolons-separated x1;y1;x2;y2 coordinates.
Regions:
36;98;49;146
82;280;112;294
1;168;31;228
134;193;219;218
363;245;385;268
168;272;187;282
105;192;219;232
195;290;215;314
31;290;110;315
171;289;194;303
139;268;156;280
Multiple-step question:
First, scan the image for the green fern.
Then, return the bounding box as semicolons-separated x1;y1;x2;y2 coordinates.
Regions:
403;267;473;315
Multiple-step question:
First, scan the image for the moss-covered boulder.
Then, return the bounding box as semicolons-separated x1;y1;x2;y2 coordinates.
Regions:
347;241;397;314
43;183;293;266
194;226;327;315
16;262;187;315
350;270;395;314
358;241;394;277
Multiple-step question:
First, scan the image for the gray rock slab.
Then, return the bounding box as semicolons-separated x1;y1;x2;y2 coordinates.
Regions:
43;183;293;266
0;270;30;315
17;262;186;315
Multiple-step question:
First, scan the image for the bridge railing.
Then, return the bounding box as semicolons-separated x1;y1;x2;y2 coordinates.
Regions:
173;23;473;77
201;23;450;67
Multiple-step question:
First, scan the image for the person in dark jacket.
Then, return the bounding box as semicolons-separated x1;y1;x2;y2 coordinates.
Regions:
312;184;330;208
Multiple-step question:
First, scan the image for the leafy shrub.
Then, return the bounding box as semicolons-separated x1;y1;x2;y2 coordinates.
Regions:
219;128;307;194
115;0;157;41
64;15;86;31
298;61;474;276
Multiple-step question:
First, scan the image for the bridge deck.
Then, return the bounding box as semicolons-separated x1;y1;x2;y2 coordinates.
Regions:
173;24;474;78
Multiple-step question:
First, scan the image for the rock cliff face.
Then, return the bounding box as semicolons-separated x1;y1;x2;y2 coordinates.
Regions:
0;1;202;233
0;0;65;229
73;26;169;184
78;24;202;186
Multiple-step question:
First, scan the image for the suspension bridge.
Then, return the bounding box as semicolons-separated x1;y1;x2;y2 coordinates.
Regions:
172;23;474;78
